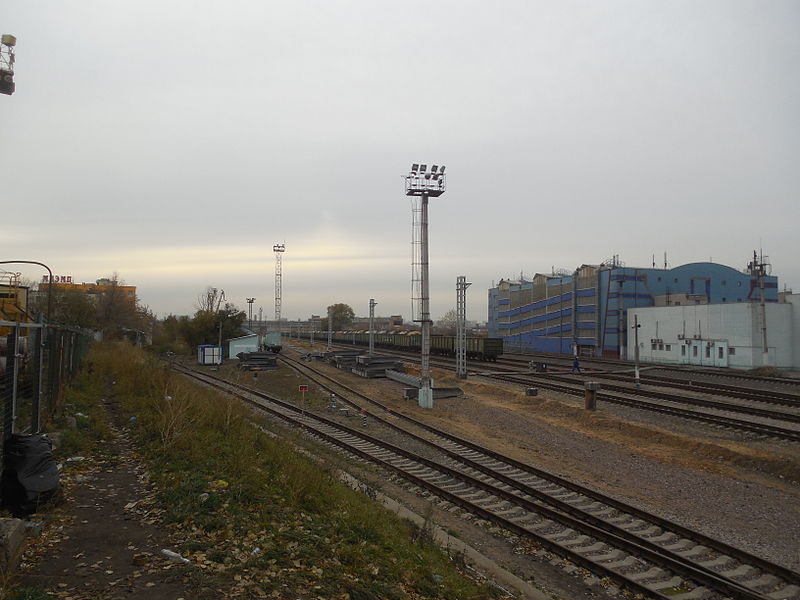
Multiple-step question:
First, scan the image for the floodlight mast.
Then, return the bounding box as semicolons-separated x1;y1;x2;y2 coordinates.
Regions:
405;163;446;409
273;243;285;324
0;34;17;96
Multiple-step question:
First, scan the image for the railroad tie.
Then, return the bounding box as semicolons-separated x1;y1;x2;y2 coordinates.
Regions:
592;549;625;563
560;535;591;548
647;531;679;544
602;555;639;570
496;506;526;519
719;564;758;579
766;584;800;600
571;541;606;554
662;538;695;552
696;555;735;569
542;528;577;542
742;573;781;590
626;567;668;582
618;518;647;531
644;575;684;591
673;545;711;559
633;525;662;537
666;586;710;600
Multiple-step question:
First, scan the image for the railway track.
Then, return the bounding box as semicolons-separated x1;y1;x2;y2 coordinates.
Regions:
175;356;800;600
509;371;800;425
481;371;800;442
501;352;800;391
319;342;800;439
586;372;800;409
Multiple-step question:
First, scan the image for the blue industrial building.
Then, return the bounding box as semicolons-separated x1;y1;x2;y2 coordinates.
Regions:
488;258;779;358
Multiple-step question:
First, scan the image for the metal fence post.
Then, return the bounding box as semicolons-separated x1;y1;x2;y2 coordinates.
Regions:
3;328;19;439
31;321;44;433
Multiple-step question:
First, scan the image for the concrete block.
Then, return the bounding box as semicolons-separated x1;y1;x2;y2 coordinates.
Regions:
0;518;27;573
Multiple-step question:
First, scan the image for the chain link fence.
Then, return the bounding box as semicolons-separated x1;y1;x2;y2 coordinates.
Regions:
1;320;92;441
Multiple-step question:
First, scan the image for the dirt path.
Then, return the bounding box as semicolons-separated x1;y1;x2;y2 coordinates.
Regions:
17;399;195;600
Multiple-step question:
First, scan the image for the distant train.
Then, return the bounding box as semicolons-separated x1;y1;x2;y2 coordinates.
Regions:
293;331;503;361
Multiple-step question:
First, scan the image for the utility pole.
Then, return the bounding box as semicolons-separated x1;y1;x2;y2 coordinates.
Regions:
327;306;333;352
633;315;640;385
215;289;226;365
405;163;446;409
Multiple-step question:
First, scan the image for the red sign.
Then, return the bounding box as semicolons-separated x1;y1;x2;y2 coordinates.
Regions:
298;385;308;392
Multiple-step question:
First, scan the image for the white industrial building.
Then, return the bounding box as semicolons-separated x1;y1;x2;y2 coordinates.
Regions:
628;293;800;370
227;331;282;359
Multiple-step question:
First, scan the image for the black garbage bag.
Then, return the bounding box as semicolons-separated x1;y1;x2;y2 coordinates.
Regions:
1;433;60;515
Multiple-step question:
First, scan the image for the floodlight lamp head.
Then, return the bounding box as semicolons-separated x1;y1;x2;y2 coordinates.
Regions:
273;244;285;252
411;163;419;172
439;165;445;174
431;165;438;173
420;164;427;172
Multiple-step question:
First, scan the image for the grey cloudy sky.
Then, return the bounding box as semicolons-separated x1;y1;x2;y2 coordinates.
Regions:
1;1;798;322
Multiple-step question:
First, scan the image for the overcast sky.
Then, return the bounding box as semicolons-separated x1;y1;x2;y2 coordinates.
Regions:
1;1;798;323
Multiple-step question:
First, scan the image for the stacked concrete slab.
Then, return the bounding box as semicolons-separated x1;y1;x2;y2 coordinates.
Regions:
236;352;279;371
351;355;403;378
325;350;362;370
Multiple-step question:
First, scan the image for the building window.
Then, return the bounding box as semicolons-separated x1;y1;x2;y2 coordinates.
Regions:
657;277;661;282
651;343;656;350
722;297;726;302
665;344;671;351
693;346;697;357
722;280;726;286
729;347;736;355
658;343;664;350
705;346;711;358
674;278;678;283
737;281;742;287
681;346;686;356
718;347;724;359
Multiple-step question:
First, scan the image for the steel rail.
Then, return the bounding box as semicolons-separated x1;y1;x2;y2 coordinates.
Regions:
276;353;800;589
527;372;800;424
177;364;776;600
486;372;800;442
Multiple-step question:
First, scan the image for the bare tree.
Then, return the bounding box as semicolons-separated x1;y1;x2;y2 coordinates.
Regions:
434;308;458;335
195;286;225;314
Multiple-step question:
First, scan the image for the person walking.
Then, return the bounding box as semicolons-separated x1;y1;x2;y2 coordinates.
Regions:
571;357;581;374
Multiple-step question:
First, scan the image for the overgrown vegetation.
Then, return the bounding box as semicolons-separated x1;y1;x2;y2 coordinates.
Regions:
80;343;496;599
151;286;246;355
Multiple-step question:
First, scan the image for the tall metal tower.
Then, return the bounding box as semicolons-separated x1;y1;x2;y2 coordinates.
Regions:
368;298;377;356
273;243;285;323
456;276;471;379
405;163;446;409
748;250;771;366
0;34;16;96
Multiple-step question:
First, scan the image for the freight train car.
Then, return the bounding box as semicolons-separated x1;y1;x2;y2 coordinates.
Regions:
294;331;502;361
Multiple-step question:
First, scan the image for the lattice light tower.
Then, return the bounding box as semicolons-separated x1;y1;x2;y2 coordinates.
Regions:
273;244;285;323
405;163;446;409
0;34;16;96
456;276;471;379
